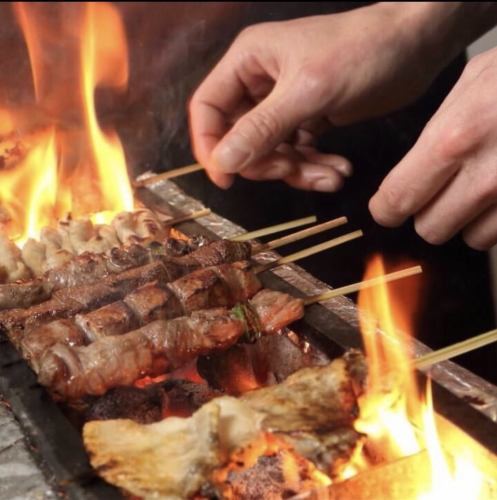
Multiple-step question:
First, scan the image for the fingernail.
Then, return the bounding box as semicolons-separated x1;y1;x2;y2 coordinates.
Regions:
212;136;252;173
334;161;353;177
312;176;342;192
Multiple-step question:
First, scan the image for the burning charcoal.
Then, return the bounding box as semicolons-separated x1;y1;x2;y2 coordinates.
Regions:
83;351;366;500
161;379;222;418
219;452;320;500
86;384;164;424
198;333;329;395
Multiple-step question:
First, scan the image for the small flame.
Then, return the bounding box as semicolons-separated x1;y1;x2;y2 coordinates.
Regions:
350;255;484;498
0;3;133;244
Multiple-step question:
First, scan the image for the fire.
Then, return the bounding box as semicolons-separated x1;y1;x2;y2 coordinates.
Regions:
212;432;331;498
0;3;133;244
351;255;485;498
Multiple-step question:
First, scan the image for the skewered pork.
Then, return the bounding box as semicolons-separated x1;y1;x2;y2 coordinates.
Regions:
0;239;250;311
21;261;261;364
83;350;366;500
37;289;304;401
0;240;252;336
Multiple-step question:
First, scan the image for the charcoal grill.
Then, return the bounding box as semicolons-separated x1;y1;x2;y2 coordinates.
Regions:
1;180;497;499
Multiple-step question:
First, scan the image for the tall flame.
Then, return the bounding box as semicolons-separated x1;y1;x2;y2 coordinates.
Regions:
0;3;133;244
351;255;484;498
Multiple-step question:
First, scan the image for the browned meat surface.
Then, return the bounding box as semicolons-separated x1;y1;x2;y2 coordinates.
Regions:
0;262;170;337
0;280;52;311
0;239;250;311
44;239;204;289
44;253;110;289
37;290;304;401
105;261;172;295
104;244;152;274
21;319;88;372
168;239;251;268
249;289;305;334
75;302;138;342
3;297;83;346
38;309;244;400
124;283;183;323
21;262;261;364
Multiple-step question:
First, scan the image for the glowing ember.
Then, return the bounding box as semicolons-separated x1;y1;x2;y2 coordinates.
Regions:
0;3;133;244
212;432;331;498
351;255;485;498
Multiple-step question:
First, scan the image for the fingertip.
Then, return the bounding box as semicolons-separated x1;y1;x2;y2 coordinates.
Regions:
207;169;235;190
211;135;252;174
368;193;405;228
311;174;344;192
333;159;353;178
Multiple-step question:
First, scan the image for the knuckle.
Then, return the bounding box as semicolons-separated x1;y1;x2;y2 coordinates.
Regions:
431;122;477;164
464;53;486;78
237;22;270;43
238;109;282;145
473;177;497;206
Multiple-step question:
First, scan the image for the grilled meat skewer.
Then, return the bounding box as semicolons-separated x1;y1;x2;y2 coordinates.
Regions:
37;289;304;401
0;237;245;311
0;240;251;340
22;261;262;366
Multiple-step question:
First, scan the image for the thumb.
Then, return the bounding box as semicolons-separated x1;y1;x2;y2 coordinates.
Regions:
210;83;316;174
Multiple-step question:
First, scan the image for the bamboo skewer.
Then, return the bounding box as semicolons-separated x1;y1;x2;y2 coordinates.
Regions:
134;163;204;187
253;216;348;252
304;265;423;306
168;208;211;226
231;216;317;242
255;230;363;274
415;328;497;370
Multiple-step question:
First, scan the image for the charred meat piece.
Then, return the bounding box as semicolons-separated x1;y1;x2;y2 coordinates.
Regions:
20;261;261;362
83;350;366;500
37;290;304;401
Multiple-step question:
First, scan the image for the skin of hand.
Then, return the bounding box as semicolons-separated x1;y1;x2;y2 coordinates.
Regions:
370;46;497;250
189;3;459;191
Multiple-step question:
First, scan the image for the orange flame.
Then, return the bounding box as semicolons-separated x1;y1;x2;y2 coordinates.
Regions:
350;255;485;498
0;3;133;244
212;432;331;498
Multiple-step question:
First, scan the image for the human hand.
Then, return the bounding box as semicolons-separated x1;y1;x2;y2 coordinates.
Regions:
370;46;497;250
189;3;458;190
